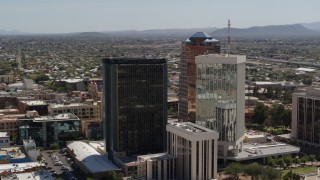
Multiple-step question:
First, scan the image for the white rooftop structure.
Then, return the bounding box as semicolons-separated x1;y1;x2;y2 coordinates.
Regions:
33;113;79;122
67;141;119;173
60;78;83;83
228;142;300;161
0;162;46;173
1;170;53;180
0;132;9;138
295;67;315;72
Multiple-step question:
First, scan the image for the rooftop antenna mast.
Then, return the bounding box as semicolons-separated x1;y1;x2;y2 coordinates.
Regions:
227;19;231;57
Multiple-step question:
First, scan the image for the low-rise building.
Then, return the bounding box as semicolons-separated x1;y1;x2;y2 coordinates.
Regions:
0;74;14;83
67;141;119;179
0;132;10;148
49;102;101;134
17;113;80;147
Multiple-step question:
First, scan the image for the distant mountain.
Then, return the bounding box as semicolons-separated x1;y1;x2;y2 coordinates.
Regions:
301;22;320;32
103;27;218;37
212;24;319;38
0;30;29;35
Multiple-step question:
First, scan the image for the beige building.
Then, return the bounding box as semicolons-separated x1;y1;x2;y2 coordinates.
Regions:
48;102;101;134
167;122;219;180
0;74;14;83
137;153;176;180
0;113;24;138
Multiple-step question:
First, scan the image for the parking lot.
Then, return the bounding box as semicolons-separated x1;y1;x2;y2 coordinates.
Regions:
42;149;86;180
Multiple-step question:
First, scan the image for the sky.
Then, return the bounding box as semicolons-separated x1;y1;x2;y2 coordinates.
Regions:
1;0;320;33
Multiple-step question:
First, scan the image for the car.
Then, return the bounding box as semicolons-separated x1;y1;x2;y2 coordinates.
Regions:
61;166;70;171
54;161;63;166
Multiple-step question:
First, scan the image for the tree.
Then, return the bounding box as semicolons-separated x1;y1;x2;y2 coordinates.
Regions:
49;143;59;150
300;155;309;164
244;162;263;180
261;167;280;180
283;170;300;180
253;103;268;125
37;154;43;162
276;158;285;169
268;104;291;126
224;163;243;180
34;73;49;83
283;155;293;167
309;154;316;163
266;156;275;167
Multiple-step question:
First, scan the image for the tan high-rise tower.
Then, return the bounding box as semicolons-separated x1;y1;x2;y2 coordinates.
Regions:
179;32;220;122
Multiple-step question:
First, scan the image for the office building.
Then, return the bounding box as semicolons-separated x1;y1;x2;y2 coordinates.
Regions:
17;113;80;147
195;54;246;161
137;153;176;180
0;132;10;148
166;122;219;180
48;102;101;134
102;58;167;160
179;32;220;122
292;86;320;148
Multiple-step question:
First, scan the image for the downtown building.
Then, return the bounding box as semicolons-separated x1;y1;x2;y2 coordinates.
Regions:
102;58;167;161
179;32;220;122
291;86;320;149
195;54;246;163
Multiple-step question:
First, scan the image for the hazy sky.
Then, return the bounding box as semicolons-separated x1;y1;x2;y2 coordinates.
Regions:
1;0;320;33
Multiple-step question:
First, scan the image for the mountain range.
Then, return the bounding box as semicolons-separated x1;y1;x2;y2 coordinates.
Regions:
1;22;320;37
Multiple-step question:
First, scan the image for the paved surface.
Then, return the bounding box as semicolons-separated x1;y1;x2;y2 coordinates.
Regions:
42;150;86;180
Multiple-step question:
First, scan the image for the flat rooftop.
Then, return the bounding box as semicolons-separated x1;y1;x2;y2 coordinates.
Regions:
1;170;53;180
102;58;166;65
0;147;26;159
0;162;45;172
0;132;9;138
169;122;212;133
33;113;80;122
227;142;300;161
20;100;47;106
50;103;96;108
138;153;175;162
67;141;119;173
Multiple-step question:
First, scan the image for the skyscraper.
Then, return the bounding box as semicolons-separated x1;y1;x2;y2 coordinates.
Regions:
102;58;167;160
195;54;246;162
179;32;220;122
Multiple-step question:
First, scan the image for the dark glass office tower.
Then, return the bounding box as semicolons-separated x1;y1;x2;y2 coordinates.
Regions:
102;58;167;160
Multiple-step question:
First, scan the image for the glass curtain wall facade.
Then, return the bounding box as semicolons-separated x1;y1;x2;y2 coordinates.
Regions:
103;58;167;160
196;63;237;142
292;88;320;146
195;55;246;162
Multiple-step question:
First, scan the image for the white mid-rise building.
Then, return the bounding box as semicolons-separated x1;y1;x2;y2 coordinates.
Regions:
167;122;219;180
195;54;246;162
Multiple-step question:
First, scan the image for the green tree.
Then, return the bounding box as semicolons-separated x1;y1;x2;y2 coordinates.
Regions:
244;162;263;180
34;73;49;83
276;158;285;169
309;154;316;163
49;143;59;150
283;170;300;180
268;104;291;126
253;103;268;125
266;156;275;167
261;167;280;180
283;155;293;167
301;155;309;164
224;163;243;180
37;154;43;162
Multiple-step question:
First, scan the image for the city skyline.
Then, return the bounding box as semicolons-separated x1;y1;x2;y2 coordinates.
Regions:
1;0;320;33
